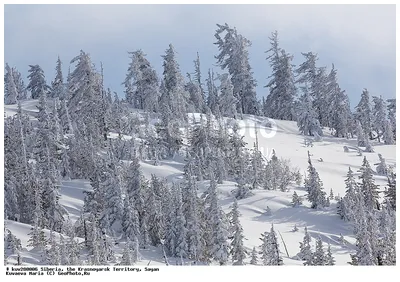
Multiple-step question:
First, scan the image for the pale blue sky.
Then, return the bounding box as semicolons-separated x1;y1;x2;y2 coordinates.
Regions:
4;4;396;107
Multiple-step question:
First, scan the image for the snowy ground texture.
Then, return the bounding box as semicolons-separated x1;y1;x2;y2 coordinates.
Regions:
4;100;396;266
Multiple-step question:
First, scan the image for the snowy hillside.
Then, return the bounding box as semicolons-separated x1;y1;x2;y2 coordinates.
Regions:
4;99;395;266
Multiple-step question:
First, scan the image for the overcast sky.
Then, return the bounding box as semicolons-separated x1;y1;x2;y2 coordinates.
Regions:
4;4;396;108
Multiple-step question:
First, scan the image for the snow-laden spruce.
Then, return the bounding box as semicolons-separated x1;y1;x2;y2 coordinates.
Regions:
214;23;259;115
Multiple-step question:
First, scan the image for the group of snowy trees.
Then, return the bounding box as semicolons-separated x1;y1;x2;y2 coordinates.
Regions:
297;226;335;265
335;158;396;265
185;115;299;199
355;89;395;146
5;24;395;145
263;32;395;142
4;22;395;266
263;33;350;138
4;63;28;104
121;23;258;122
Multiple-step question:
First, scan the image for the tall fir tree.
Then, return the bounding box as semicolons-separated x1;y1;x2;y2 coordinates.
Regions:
218;73;237;118
298;226;312;262
13;67;28;100
68;50;105;146
355;89;373;140
228;199;246;265
383;119;395;145
250;247;258;265
124;50;160;112
4;63;18;105
122;197;140;242
387;98;396;140
264;31;296;121
296;86;322;136
214;23;259;115
182;169;203;261
27;64;51;99
305;154;327;209
185;53;205;113
205;173;229;265
372;96;387;142
51;56;65;99
327;65;352;137
308;237;326;266
358;157;380;211
296;52;329;127
34;90;65;231
146;175;165;247
161;44;189;122
206;69;219;116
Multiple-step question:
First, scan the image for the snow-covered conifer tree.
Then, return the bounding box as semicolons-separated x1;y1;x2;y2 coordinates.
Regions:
205;174;229;265
305;155;327;209
327;66;352;137
4;63;18;105
387;98;396;140
120;241;132;265
322;244;334;265
122;197;140;242
356;120;366;147
384;172;396;210
46;230;60;265
214;23;259;115
68;50;104;144
27;64;51;99
125;153;144;215
295;52;329;127
358;157;379;210
296;86;322;136
329;188;334;200
340;167;359;221
310;237;326;266
27;185;46;250
173;183;188;259
186;54;205;113
372;96;387;142
182;169;203;261
298;226;312;261
206;69;219;116
124;50;160;112
13;67;28;100
146;175;165;246
59;235;70;265
378;204;396;265
161;44;189;121
266;225;283;265
4;229;22;259
67;236;81;265
291;191;302;207
51;56;64;99
250;130;264;189
350;206;376;265
259;231;269;265
383;119;394;145
355;89;373;140
218;73;237;118
35;90;65;231
228;199;246;265
250;247;258;265
101;158;123;227
375;153;388;176
264;31;296;120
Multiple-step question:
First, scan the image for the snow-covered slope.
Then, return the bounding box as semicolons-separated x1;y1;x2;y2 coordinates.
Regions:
4;100;396;266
